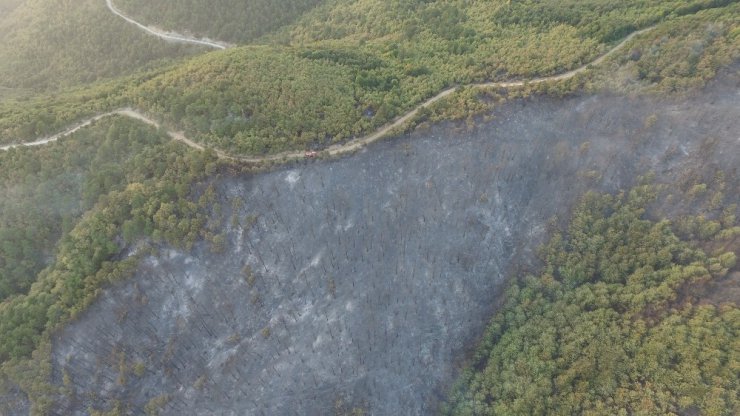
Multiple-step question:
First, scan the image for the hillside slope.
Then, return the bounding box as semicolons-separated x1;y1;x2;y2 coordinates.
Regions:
3;67;735;415
0;0;202;92
2;1;736;156
0;2;737;414
114;0;326;44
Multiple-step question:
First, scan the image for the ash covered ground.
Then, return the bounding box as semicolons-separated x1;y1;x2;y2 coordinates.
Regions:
43;72;739;415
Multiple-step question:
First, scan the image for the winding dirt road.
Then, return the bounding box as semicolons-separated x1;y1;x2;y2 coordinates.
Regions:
0;108;206;152
105;0;230;49
1;26;653;162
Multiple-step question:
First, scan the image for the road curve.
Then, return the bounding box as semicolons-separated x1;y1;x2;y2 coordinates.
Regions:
1;26;654;161
105;0;230;49
0;108;207;152
236;25;654;163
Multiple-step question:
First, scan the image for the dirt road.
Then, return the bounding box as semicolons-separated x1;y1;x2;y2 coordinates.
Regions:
1;26;653;159
105;0;230;49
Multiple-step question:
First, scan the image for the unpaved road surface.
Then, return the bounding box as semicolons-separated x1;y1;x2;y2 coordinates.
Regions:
0;108;203;152
105;0;230;49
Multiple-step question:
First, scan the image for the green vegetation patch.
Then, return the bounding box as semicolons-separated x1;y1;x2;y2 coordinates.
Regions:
115;0;326;44
422;4;740;126
124;0;738;155
588;3;740;94
445;186;739;415
0;117;168;302
2;1;737;156
0;0;200;92
0;118;221;364
129;45;419;155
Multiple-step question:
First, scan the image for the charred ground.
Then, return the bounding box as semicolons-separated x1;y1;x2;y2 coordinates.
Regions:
39;70;740;415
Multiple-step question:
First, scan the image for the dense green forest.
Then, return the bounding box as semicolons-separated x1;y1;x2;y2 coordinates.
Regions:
113;0;740;155
0;0;200;92
0;121;162;300
422;5;739;123
1;0;736;154
444;185;739;415
0;117;182;302
95;3;740;154
115;0;326;43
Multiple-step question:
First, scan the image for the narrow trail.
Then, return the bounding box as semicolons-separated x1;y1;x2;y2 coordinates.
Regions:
1;26;654;161
105;0;230;49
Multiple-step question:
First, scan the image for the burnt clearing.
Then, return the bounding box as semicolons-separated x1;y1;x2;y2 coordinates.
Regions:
41;71;740;415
